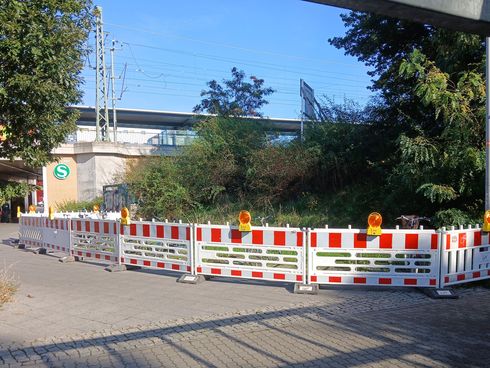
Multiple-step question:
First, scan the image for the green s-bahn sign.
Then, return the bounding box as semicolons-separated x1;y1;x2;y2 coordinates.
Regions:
53;163;70;180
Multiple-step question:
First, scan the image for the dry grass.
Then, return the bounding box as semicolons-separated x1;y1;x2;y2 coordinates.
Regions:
0;263;17;306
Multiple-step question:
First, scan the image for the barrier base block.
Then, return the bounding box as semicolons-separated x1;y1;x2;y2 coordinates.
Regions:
74;255;84;262
422;288;458;299
294;283;318;295
59;256;76;263
177;274;206;284
9;238;19;247
105;264;127;273
17;243;26;249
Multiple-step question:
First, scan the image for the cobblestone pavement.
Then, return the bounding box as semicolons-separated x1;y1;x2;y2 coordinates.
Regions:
1;224;490;367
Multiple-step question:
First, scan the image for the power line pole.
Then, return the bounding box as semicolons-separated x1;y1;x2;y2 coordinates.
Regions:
94;6;110;142
110;39;118;143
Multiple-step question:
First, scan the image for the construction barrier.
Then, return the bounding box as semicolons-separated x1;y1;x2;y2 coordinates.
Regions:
16;214;490;291
120;221;192;273
70;218;119;263
440;226;490;287
308;228;440;287
195;224;306;283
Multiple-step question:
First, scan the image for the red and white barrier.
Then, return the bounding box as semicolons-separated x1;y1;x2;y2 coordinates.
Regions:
308;228;440;287
70;218;119;263
195;224;306;283
19;215;44;248
42;218;71;253
440;227;490;287
120;221;192;273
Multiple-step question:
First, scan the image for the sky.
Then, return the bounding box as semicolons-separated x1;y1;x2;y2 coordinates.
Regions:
81;0;374;119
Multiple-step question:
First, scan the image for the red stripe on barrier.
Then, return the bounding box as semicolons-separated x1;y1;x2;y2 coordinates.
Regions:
143;260;151;267
458;233;467;248
329;233;341;248
311;275;317;282
197;266;202;273
113;223;117;235
404;278;417;285
379;278;392;285
405;234;419;250
430;279;436;286
473;271;481;278
296;232;303;247
445;276;449;283
171;264;180;270
156;225;164;238
457;274;465;281
130;259;138;265
120;224;125;235
252;271;263;278
211;268;221;275
187;266;191;272
105;255;111;261
85;221;90;233
77;251;82;256
157;262;165;268
143;224;150;237
274;231;286;246
310;232;317;247
296;275;303;282
130;224;137;236
231;229;242;244
329;276;342;283
252;230;263;245
77;221;81;232
211;228;221;242
94;222;100;233
104;222;109;234
474;232;482;246
231;270;242;277
197;228;202;242
446;234;451;250
171;226;179;240
354;277;366;284
95;254;101;259
380;234;392;249
274;273;286;280
431;234;438;250
86;252;91;258
354;233;366;248
186;227;190;241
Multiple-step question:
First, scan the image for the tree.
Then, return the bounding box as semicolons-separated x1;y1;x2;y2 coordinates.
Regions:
193;67;274;117
0;0;93;167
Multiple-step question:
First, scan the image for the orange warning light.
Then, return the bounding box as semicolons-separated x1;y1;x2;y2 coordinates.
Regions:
483;210;490;232
121;207;130;226
28;204;36;214
48;206;54;220
367;212;382;236
93;204;100;213
17;206;21;218
238;210;252;232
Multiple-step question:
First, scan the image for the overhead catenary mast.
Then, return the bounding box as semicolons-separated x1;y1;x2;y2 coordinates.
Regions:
94;6;110;141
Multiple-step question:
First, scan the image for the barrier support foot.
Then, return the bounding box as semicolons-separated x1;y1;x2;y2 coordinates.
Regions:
177;274;206;284
74;255;84;262
294;283;318;295
421;288;458;299
105;264;127;272
59;256;76;263
125;265;141;271
17;243;26;249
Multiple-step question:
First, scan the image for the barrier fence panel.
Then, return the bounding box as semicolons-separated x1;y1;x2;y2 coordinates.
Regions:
120;221;192;273
42;218;71;253
19;215;44;248
70;218;119;263
308;228;440;287
441;227;490;287
195;224;306;283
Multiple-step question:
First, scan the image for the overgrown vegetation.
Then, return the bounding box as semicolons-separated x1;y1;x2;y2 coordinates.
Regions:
0;264;17;307
56;197;103;212
124;15;486;229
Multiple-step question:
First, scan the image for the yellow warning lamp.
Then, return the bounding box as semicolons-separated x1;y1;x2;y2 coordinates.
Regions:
48;206;54;220
367;212;382;236
93;204;100;213
17;206;21;218
238;210;252;232
483;210;490;232
121;207;130;226
28;204;36;214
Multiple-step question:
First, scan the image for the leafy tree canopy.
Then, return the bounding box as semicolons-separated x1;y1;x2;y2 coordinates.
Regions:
0;0;93;167
193;67;274;117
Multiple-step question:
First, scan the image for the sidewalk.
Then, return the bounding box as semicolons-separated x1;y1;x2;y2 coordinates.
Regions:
1;223;489;367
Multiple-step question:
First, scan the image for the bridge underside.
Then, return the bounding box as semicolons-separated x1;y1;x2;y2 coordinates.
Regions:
307;0;490;35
